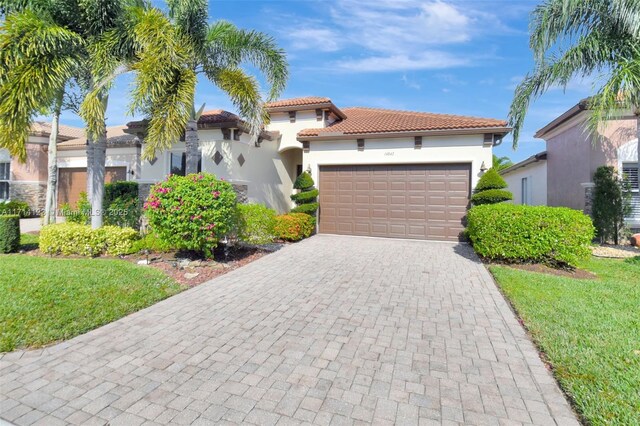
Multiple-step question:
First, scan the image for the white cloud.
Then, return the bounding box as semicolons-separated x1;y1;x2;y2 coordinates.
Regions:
401;74;421;90
278;0;506;72
288;27;341;53
336;52;469;72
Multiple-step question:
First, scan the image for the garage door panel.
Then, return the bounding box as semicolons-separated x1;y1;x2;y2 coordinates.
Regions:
58;166;126;209
319;164;470;241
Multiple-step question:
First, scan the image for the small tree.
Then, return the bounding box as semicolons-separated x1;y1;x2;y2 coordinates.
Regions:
291;172;319;216
471;168;513;206
592;166;631;245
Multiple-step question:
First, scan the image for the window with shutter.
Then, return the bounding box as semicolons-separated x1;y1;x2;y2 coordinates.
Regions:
622;164;639;191
0;162;9;200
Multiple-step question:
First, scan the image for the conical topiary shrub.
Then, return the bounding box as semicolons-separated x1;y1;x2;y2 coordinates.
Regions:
471;168;513;205
291;171;319;215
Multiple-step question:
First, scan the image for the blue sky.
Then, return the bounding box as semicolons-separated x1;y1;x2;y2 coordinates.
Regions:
58;0;598;163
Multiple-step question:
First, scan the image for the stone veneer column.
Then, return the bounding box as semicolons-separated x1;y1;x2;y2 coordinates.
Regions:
10;181;47;213
581;182;595;216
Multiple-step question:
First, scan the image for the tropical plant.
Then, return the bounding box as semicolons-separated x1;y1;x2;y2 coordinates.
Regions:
234;203;276;245
0;0;143;229
492;154;513;172
509;0;640;173
129;0;288;172
592;166;631;244
291;171;319;215
273;213;315;241
471;168;513;205
143;173;237;257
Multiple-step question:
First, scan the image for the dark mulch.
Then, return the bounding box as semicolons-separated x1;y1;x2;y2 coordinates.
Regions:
128;245;271;286
507;263;597;279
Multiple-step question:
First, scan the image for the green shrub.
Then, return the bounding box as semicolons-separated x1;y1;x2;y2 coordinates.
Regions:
63;192;91;224
475;168;508;191
39;223;139;256
130;232;175;253
273;213;315;241
0;201;31;218
466;204;595;267
470;189;513;205
592;166;631;245
472;168;512;206
105;181;138;204
104;181;141;229
291;171;319;216
235;203;276;245
144;173;236;257
0;215;20;253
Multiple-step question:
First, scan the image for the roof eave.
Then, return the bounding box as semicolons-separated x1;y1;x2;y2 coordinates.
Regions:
297;126;512;142
534;98;590;139
500;151;548;175
267;102;347;120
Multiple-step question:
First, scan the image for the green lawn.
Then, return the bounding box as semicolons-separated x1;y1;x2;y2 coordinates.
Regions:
490;258;640;425
20;233;39;251
0;255;183;352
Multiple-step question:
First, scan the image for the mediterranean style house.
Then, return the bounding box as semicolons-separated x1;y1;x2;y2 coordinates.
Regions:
502;98;639;228
1;96;510;241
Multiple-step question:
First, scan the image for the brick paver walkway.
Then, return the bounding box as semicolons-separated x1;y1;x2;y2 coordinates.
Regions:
0;235;579;425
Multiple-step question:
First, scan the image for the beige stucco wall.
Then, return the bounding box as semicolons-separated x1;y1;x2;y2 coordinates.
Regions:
138;129;299;213
545;116;638;210
503;161;547;206
303;134;492;191
267;110;322;152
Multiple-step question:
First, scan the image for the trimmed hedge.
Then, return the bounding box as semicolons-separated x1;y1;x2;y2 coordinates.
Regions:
472;168;512;206
0;201;31;218
466;204;594;267
291;171;318;216
40;223;139;256
0;215;20;253
235;203;277;245
470;189;513;205
273;213;315;241
104;181;140;229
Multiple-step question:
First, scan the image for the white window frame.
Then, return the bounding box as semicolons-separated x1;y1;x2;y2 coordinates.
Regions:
521;177;530;205
0;161;10;201
622;162;639;192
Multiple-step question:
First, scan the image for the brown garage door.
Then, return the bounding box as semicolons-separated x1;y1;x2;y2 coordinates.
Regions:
58;167;127;208
318;164;470;241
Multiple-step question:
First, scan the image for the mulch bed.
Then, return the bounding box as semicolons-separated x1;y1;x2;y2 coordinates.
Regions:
130;246;271;286
507;263;597;279
591;244;639;259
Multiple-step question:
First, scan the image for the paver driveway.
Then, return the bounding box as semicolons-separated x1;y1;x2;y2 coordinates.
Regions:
0;235;578;426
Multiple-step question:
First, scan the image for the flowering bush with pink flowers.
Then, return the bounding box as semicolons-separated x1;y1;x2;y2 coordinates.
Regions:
144;173;237;256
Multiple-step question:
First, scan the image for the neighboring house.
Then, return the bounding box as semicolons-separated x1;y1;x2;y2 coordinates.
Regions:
501;151;548;206
0;122;85;211
501;98;639;228
2;96;510;241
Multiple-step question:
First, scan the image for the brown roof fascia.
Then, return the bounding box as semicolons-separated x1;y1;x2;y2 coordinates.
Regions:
500;151;548;175
534;98;590;139
124;119;275;141
267;102;347;120
297;126;512;142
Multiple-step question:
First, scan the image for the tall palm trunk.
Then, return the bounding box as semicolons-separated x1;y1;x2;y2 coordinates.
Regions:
90;93;109;229
185;118;200;174
44;90;64;225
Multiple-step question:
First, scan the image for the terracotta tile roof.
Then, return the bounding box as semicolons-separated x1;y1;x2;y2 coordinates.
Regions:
199;109;240;124
30;121;85;140
265;97;332;108
298;107;509;137
58;125;139;148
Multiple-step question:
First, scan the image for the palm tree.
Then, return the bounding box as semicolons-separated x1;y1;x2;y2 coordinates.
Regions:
0;0;142;228
129;0;288;171
493;155;513;172
509;0;640;173
0;2;85;224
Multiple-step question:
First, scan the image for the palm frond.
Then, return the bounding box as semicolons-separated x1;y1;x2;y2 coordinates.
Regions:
0;9;84;159
166;0;208;53
209;67;268;140
206;20;288;101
